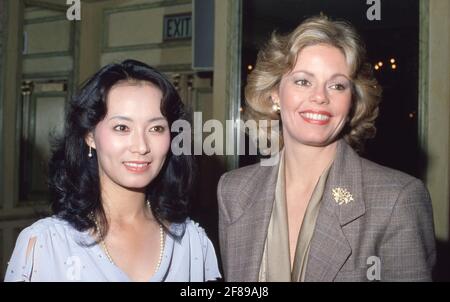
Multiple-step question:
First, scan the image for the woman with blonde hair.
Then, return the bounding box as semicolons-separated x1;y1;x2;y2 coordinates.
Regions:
218;16;435;281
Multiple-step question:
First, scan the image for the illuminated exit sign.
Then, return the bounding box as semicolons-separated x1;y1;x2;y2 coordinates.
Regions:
163;13;192;41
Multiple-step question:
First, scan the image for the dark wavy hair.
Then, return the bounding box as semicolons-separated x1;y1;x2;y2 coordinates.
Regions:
49;59;194;239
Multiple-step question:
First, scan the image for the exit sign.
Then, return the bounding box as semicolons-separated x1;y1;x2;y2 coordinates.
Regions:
163;13;192;41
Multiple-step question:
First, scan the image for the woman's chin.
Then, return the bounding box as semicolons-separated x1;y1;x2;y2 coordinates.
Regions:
120;182;151;192
291;136;337;148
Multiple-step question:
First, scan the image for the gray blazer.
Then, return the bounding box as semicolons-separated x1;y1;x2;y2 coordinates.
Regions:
217;140;436;281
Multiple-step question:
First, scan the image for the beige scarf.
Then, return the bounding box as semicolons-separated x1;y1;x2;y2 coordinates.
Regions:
259;151;332;282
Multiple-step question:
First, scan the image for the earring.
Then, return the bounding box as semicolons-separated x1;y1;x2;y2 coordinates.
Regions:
272;103;281;114
88;146;93;158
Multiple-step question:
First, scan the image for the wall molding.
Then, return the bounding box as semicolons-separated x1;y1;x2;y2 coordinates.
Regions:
23;19;74;58
24;0;67;12
422;0;450;241
22;71;71;81
7;0;24;210
102;0;192;52
103;40;191;54
418;0;429;153
24;15;67;25
20;92;66;203
103;0;191;15
0;0;8;210
156;63;192;73
225;0;242;170
16;0;74;205
23;51;72;59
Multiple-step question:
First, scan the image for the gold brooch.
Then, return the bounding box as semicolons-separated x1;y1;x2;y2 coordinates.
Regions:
332;187;354;205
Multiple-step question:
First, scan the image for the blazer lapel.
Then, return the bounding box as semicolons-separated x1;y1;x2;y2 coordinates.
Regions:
305;140;366;281
227;161;279;282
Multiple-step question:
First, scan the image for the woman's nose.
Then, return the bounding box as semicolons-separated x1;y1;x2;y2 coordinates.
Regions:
130;131;151;154
310;85;329;105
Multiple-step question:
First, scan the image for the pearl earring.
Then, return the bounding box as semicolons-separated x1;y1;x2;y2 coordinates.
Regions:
272;103;281;114
88;146;93;158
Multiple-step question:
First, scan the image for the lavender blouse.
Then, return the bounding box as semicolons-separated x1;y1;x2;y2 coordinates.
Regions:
4;216;221;282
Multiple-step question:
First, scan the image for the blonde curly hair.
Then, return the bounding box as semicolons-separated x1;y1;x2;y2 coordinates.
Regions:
244;15;382;152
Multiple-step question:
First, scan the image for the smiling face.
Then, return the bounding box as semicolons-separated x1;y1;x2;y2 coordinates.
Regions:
86;81;170;192
272;44;353;148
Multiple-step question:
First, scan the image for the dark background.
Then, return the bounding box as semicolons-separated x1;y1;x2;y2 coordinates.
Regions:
241;0;421;177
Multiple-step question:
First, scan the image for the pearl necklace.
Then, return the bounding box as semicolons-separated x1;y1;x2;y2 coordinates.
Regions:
92;202;165;275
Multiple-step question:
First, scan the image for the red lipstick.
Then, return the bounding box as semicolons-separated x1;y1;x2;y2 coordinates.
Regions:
299;110;332;125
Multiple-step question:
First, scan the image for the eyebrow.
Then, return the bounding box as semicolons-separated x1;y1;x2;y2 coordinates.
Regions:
291;70;351;80
108;116;167;123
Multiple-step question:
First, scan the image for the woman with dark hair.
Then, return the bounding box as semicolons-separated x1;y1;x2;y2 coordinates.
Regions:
5;59;220;282
218;16;436;281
